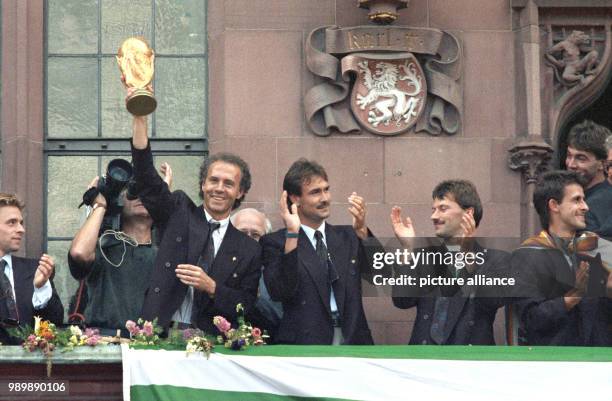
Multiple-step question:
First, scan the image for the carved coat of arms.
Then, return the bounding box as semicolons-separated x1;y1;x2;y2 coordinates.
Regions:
346;54;427;135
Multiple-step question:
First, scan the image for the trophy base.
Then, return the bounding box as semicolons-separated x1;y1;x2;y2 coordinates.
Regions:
126;89;157;116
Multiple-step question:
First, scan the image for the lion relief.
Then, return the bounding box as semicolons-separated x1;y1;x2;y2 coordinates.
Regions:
355;60;423;128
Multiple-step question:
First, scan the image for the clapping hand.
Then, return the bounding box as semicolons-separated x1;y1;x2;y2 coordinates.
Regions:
390;206;415;249
348;192;368;240
33;254;55;289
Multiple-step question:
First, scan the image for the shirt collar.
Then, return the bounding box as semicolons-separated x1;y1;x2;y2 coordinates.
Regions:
1;254;12;270
204;209;230;230
301;221;326;243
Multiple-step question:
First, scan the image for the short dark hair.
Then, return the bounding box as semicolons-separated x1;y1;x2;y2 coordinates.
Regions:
432;180;483;227
567;120;610;160
198;152;251;210
283;158;328;201
533;170;583;230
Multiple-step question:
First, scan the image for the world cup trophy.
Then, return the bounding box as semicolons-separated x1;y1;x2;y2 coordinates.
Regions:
117;37;157;116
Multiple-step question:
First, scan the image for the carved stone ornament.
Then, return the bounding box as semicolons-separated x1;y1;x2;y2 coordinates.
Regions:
345;53;426;135
304;26;462;137
545;30;600;87
543;25;610;147
358;0;410;25
508;140;554;184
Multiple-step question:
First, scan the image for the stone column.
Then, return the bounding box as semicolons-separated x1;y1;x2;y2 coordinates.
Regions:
1;0;45;256
509;0;553;239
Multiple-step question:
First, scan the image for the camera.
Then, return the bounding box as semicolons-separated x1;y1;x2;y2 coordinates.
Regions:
80;159;136;231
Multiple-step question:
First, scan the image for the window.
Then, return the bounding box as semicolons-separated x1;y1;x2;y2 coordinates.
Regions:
45;0;207;316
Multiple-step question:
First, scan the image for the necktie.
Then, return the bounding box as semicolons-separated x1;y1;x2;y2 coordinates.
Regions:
0;260;18;324
314;231;339;284
430;297;449;344
191;221;220;326
198;221;221;274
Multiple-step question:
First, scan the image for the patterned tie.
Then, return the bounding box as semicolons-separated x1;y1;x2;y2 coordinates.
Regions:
314;230;339;284
0;259;18;324
430;297;449;344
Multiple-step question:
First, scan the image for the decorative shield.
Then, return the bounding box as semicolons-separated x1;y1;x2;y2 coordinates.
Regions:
344;53;427;135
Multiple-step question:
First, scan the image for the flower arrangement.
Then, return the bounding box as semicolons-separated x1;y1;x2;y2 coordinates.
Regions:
184;328;215;359
22;316;57;356
17;317;102;376
60;326;102;350
213;304;268;350
125;318;162;345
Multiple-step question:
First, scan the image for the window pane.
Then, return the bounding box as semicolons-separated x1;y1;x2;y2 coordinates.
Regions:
153;155;202;201
101;0;152;54
47;240;77;323
48;0;98;54
155;57;206;138
101;57;152;138
47;156;98;237
47;58;98;138
155;0;206;54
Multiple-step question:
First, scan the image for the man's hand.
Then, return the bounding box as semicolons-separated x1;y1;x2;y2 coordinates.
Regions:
348;192;368;240
459;212;477;255
280;191;300;233
390;206;415;249
88;177;107;209
33;254;54;289
160;162;173;189
176;264;216;296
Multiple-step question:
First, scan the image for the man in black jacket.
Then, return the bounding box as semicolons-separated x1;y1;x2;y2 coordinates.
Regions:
0;193;63;344
130;110;261;334
512;170;612;346
390;180;510;345
262;159;381;345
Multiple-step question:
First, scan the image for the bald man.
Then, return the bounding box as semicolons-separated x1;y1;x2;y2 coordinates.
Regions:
232;209;283;341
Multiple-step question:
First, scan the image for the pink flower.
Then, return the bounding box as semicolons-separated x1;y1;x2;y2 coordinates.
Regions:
213;316;231;333
125;320;138;336
27;334;36;342
84;328;99;337
251;327;262;338
142;321;154;337
86;336;99;346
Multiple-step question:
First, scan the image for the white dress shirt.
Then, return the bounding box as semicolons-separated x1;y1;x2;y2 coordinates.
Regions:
172;209;230;324
300;222;338;314
2;254;52;310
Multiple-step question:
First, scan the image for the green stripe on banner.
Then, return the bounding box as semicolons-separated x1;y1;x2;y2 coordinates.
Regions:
131;344;612;362
131;385;359;401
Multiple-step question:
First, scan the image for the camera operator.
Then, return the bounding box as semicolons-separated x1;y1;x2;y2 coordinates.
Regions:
67;163;172;336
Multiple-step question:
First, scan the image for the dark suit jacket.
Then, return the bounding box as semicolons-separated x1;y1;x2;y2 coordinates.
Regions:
131;143;262;333
511;246;612;346
392;244;510;345
261;225;380;345
0;256;64;344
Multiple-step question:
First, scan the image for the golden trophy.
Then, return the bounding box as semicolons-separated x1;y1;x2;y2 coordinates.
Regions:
117;37;157;116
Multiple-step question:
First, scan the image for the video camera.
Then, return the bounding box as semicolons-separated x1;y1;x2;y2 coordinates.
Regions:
79;159;137;232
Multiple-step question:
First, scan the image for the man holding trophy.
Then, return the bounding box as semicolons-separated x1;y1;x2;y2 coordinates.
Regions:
119;38;262;334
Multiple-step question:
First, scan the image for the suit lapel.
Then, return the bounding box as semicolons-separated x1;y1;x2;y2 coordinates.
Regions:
187;206;209;265
298;228;332;316
11;257;33;323
209;223;242;284
325;224;347;318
